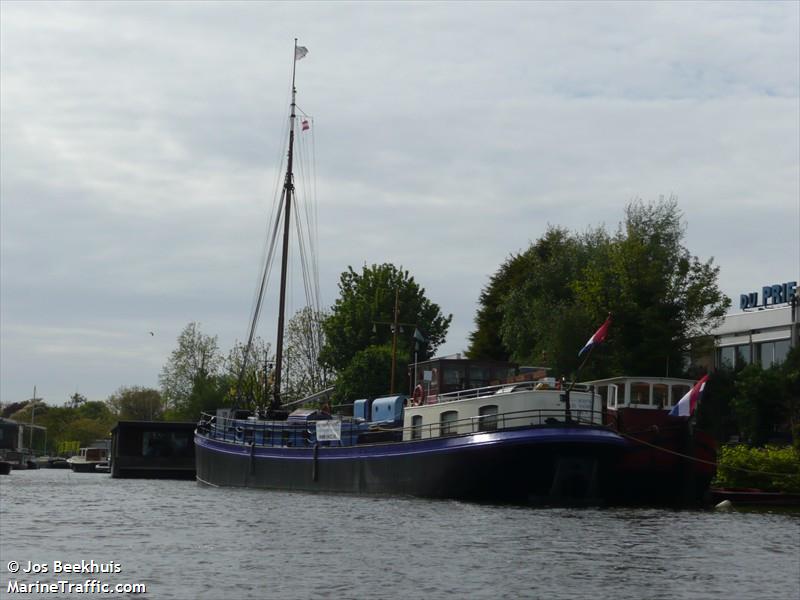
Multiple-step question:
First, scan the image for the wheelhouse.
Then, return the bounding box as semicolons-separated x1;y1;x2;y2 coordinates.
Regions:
586;376;694;411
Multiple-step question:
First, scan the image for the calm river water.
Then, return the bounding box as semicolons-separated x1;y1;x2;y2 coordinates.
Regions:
1;469;798;599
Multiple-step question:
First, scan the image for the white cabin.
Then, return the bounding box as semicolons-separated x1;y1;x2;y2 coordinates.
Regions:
401;381;601;441
586;376;695;411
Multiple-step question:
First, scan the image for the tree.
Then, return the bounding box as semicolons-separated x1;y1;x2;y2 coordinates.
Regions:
471;197;730;379
498;226;600;375
159;322;223;414
283;307;332;403
732;364;790;446
107;386;165;421
68;392;87;408
320;263;451;398
331;345;409;405
574;197;730;376
224;337;272;410
467;250;535;360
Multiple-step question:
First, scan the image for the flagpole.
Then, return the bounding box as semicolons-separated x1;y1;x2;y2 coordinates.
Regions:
567;314;611;422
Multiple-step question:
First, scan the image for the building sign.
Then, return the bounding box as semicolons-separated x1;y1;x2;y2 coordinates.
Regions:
740;281;797;310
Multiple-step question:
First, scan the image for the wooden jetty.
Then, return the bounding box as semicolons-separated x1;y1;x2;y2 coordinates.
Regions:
111;421;196;479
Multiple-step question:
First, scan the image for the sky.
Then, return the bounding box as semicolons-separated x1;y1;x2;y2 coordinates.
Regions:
1;1;798;406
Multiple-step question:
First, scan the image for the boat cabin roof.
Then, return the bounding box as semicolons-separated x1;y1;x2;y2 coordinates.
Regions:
585;376;697;410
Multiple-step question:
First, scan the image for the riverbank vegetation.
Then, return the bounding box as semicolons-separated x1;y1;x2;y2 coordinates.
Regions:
713;445;800;493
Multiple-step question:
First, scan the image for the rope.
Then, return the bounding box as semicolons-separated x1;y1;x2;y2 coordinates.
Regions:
619;430;798;479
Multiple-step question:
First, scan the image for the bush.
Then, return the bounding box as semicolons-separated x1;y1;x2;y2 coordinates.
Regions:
713;445;800;493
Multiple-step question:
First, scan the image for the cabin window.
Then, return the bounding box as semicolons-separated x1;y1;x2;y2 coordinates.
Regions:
596;385;611;407
630;382;651;405
670;385;690;407
652;384;668;408
609;385;619;407
469;366;491;388
478;405;499;431
440;410;459;436
443;365;465;391
411;415;423;440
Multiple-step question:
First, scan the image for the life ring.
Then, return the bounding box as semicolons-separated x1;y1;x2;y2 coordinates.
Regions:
412;384;424;406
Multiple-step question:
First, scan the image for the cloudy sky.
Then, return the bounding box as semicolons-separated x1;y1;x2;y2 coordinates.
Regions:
1;1;798;405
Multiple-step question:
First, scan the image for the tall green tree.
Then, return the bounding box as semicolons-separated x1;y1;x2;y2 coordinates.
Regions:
159;322;223;414
320;263;451;399
575;198;730;376
224;337;272;410
467;250;535;360
498;226;600;375
470;197;730;379
284;307;331;403
331;345;408;405
107;386;165;421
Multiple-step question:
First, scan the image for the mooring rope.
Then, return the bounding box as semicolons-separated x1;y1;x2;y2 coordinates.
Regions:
619;430;797;479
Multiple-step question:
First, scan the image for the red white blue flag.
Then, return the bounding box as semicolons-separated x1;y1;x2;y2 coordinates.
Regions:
578;315;612;357
669;374;709;417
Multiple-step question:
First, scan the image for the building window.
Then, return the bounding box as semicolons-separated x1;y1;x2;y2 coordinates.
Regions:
411;415;423;440
757;339;792;368
478;405;498;431
774;340;791;366
735;344;752;367
718;346;735;369
440;410;459;436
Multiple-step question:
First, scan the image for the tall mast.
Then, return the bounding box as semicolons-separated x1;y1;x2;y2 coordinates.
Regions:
271;39;300;411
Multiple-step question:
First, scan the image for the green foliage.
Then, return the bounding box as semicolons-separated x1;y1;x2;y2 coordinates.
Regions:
467;250;534;360
498;226;600;375
107;386;165;421
159;322;223;414
468;197;730;379
284;307;331;403
224;337;272;410
163;374;231;421
713;445;800;493
331;345;408;405
10;399;115;454
732;364;789;446
696;369;738;443
62;417;113;448
320;263;451;396
780;346;800;450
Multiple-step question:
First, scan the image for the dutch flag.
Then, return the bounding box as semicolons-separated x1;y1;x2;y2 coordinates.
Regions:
578;315;612;357
669;375;709;417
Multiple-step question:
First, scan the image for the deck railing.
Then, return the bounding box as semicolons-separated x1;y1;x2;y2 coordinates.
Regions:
428;381;593;405
196;407;606;449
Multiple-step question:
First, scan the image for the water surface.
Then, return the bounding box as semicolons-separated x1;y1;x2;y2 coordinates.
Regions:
1;469;798;599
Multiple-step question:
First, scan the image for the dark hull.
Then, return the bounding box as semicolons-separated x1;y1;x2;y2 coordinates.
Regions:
612;427;717;506
196;426;629;504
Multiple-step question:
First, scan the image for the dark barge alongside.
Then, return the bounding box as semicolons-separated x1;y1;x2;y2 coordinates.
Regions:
112;421;196;479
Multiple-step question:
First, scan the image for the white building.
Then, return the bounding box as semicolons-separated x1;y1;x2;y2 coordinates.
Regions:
711;280;798;369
